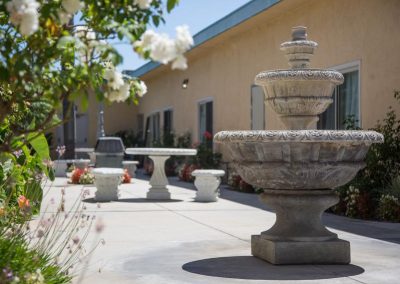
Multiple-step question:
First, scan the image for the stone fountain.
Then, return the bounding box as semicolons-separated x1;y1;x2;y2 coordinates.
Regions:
214;27;383;264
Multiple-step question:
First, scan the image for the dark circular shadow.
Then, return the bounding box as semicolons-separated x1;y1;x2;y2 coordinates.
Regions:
117;198;183;203
82;197;108;203
182;256;364;280
82;197;183;203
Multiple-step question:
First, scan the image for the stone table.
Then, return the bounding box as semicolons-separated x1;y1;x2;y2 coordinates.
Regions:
125;148;197;199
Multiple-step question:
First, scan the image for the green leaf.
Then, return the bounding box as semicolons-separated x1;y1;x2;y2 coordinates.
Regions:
80;94;89;112
167;0;179;13
152;15;160;27
27;133;50;160
48;167;55;181
2;159;13;176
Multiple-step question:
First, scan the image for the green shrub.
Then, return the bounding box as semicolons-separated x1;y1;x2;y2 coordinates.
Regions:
352;91;400;193
378;194;400;222
114;130;144;147
334;91;400;221
0;230;71;284
191;131;222;169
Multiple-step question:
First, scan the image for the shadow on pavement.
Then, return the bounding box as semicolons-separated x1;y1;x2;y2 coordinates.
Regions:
182;256;364;280
117;198;183;203
82;197;183;203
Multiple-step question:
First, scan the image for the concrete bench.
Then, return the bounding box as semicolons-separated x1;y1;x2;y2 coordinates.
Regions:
122;161;139;178
92;168;124;202
73;159;91;170
54;159;88;177
192;170;225;202
53;160;72;177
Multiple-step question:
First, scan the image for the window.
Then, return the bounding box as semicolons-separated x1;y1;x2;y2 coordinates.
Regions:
137;113;144;137
199;100;213;142
318;63;360;130
251;85;265;130
163;109;173;134
144;112;160;146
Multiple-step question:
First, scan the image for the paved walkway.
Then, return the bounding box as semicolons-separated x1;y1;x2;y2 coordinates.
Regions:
41;172;400;284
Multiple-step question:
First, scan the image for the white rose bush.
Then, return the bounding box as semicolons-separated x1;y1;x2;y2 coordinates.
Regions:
0;0;192;282
0;0;192;153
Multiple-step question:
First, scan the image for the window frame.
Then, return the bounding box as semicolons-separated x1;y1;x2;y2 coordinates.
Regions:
319;60;361;130
197;97;214;142
147;110;161;145
250;84;265;130
163;107;174;135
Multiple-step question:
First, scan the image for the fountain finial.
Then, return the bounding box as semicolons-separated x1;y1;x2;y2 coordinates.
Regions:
280;26;317;69
291;26;307;41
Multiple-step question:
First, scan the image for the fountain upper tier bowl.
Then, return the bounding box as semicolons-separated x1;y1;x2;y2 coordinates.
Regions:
214;130;383;190
255;69;344;129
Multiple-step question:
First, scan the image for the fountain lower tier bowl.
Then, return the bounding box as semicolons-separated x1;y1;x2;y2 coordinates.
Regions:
214;130;383;189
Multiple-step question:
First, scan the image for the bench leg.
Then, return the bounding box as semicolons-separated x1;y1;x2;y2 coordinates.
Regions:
147;155;171;200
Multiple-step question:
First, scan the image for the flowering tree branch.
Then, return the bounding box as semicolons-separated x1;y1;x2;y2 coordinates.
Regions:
0;0;193;153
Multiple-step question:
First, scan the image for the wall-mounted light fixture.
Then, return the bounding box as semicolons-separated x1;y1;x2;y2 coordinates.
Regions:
182;78;189;89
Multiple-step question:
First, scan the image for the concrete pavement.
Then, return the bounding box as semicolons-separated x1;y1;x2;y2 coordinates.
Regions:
40;172;400;284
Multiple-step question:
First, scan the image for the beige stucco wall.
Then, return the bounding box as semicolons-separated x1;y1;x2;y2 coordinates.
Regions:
137;0;400;145
78;92;139;148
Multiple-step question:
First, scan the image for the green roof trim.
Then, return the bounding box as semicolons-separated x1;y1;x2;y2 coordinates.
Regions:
124;0;280;78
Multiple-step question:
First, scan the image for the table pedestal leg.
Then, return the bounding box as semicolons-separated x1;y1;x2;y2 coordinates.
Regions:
147;155;171;200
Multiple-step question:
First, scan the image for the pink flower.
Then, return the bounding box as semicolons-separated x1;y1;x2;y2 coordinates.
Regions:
17;195;30;210
95;217;105;233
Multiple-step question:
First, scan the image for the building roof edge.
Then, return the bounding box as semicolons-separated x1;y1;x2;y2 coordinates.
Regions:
124;0;280;78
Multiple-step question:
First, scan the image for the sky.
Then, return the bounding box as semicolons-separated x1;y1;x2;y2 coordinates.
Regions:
115;0;252;72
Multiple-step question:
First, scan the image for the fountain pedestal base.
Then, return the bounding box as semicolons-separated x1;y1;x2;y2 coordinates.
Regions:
252;235;350;264
252;190;350;264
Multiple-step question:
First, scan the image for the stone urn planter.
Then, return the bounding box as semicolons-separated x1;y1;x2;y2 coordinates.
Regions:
92;168;124;202
192;169;225;202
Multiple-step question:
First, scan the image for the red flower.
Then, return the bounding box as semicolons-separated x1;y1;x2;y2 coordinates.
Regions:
71;168;84;184
203;131;212;140
123;169;131;183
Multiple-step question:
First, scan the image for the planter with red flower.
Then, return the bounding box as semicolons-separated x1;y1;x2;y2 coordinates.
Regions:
70;168;95;185
122;169;131;183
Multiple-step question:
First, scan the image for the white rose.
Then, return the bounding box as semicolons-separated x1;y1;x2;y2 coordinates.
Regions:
58;10;71;25
19;9;39;36
103;68;124;90
106;83;130;102
134;30;156;50
171;55;187;70
75;26;96;41
137;81;147;97
133;27;192;70
149;34;177;64
175;25;193;53
6;0;40;36
62;0;82;14
118;83;131;101
133;0;152;10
